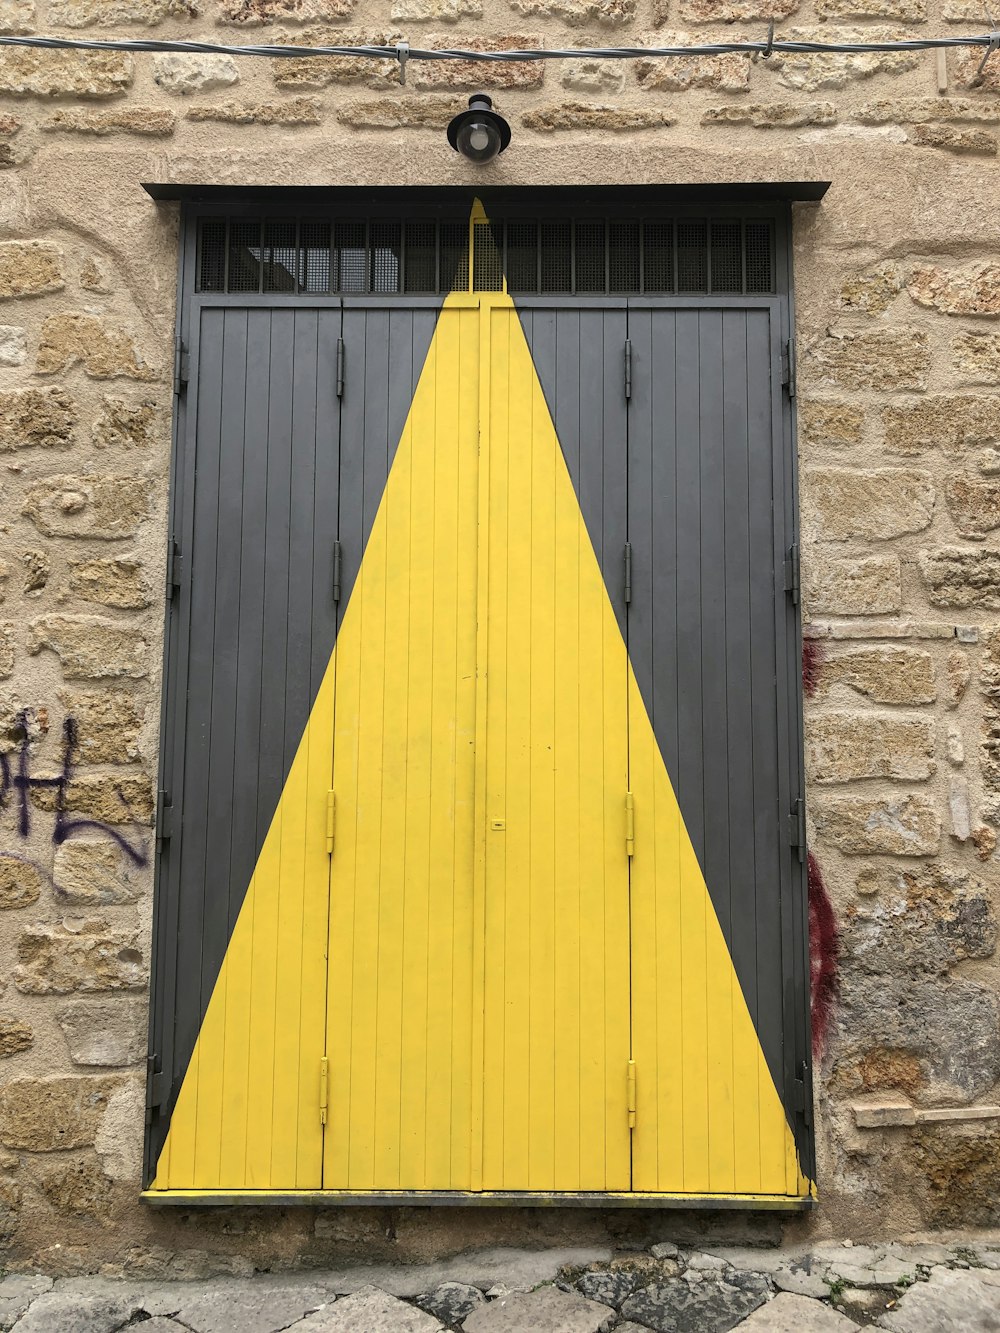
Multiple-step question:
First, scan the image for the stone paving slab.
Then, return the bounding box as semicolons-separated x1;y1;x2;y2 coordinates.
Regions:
877;1265;1000;1331
462;1286;614;1332
619;1272;771;1333
0;1277;53;1332
288;1286;442;1332
733;1292;861;1331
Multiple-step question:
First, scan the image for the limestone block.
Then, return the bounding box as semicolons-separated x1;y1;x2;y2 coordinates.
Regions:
391;0;481;17
820;646;934;703
0;48;132;97
797;400;864;448
763;27;923;91
21;549;49;594
0;1018;33;1057
0;241;64;299
732;1292;860;1330
524;103;672;131
560;59;625;94
950;775;971;840
152;53;239;93
67;558;151;609
0;387;76;453
812;793;941;854
856;96;1000;124
850;861;996;971
702;102;836;128
0;1;34;35
59;689;144;763
413;35;543;90
636;34;750;93
0;326;26;366
945;648;970;708
817;0;923;14
272;29;403;89
37;1157;113;1220
13;922;146;995
881;1266;1000;1330
620;1275;769;1333
220;0;354;21
954;47;1000;92
79;257;110;292
0;1074;124;1148
909;262;1000;317
187;97;322;124
36;314;158;381
302;1286;442;1331
802;468;934;541
30;772;154;825
22;475;150;539
0;624;12;678
464;1284;613;1331
837;261;904;314
945;473;1000;538
972;824;996;860
337;94;462;128
919;547;1000;609
909;125;997;155
53;840;142;905
49;0;198;23
952;332;1000;385
680;0;797;18
41;107;176;136
882;396;1000;454
56;997;147;1065
0;854;43;908
0;111;19;132
805;328;929;392
27;615;148;679
507;0;634;21
92;397;157;449
806;713;935;783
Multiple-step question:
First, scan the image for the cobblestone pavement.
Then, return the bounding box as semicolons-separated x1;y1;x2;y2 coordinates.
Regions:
2;1237;1000;1332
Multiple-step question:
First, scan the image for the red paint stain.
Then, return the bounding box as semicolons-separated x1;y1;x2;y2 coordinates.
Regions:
802;639;823;698
808;850;838;1058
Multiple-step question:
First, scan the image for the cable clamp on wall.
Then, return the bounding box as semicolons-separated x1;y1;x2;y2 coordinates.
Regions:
973;29;1000;84
396;41;410;84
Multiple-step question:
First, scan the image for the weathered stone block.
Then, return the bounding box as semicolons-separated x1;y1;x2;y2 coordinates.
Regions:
817;0;923;14
950;775;971;840
0;48;132;97
850;862;996;972
221;0;353;20
41;107;176;136
701;101;835;128
952;332;1000;385
0;326;26;366
763;26;923;91
945;473;1000;538
37;1157;113;1220
637;34;750;93
59;689;144;763
524;102;672;131
838;261;904;315
391;0;480;17
919;547;1000;609
560;59;625;94
0;1074;123;1148
27;616;148;679
57;997;146;1066
31;772;153;825
413;35;543;90
152;53;239;93
797;399;864;449
272;28;402;89
13;922;146;995
802;468;934;541
337;94;461;128
954;47;1000;92
0;1;34;35
620;1275;770;1332
0;241;64;299
53;840;142;905
21;549;48;595
806;554;901;616
36;314;158;381
509;0;633;19
806;713;936;783
946;648;971;708
882;396;1000;454
187;97;322;124
856;96;1000;124
92;397;157;450
0;387;76;452
680;0;796;18
821;646;935;704
0;624;12;679
49;0;198;22
910;125;997;155
813;793;941;854
67;558;151;609
0;854;43;908
805;328;929;392
910;262;1000;317
23;475;149;539
0;1018;33;1057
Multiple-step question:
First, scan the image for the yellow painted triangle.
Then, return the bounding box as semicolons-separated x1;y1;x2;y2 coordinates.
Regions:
153;202;810;1198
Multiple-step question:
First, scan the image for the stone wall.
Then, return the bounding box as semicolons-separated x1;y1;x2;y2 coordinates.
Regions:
0;0;999;1273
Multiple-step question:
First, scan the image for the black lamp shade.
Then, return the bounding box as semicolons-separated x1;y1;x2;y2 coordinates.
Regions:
447;94;512;163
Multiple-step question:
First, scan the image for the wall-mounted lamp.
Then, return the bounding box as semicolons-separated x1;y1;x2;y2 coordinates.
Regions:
447;94;511;164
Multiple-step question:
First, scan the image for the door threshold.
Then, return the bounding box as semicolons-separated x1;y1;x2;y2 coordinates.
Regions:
143;1189;814;1210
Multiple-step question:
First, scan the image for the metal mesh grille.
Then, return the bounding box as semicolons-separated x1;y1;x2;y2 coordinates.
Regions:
197;215;774;296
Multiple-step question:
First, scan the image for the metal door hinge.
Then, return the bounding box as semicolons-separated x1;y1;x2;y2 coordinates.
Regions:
783;543;800;605
625;791;635;859
146;1054;170;1115
319;1055;329;1126
173;335;189;397
781;336;796;399
788;797;806;863
332;541;343;604
336;337;345;398
326;790;336;855
624;543;632;605
626;1060;637;1129
156;789;174;843
792;1060;812;1127
165;540;182;601
624;339;633;400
